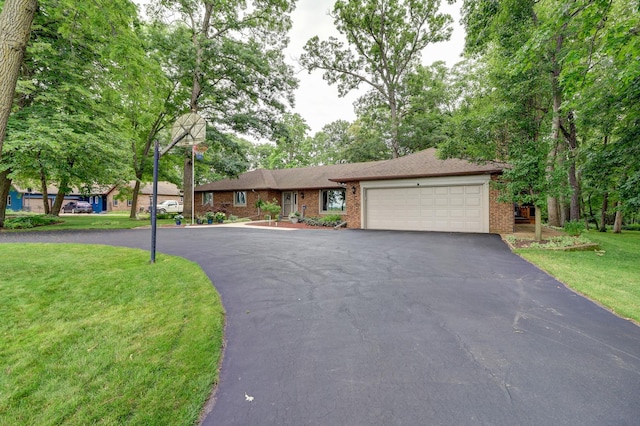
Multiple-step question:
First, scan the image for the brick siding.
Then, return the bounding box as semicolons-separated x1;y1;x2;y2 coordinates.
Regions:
344;183;361;228
489;174;514;234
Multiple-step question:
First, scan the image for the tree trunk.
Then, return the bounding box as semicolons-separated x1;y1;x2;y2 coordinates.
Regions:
613;201;623;233
39;167;50;214
534;204;542;242
181;3;213;225
0;0;38;158
582;194;590;231
51;192;65;216
547;32;564;228
598;135;609;232
565;112;580;221
389;93;400;158
130;179;142;218
0;169;12;227
599;192;608;232
50;176;69;216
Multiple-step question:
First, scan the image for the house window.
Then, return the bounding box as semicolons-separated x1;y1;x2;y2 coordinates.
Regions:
203;192;213;206
127;199;132;206
7;195;11;207
321;189;346;213
234;191;247;206
113;198;118;206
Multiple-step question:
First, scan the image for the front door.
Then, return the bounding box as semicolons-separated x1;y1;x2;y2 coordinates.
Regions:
282;191;297;217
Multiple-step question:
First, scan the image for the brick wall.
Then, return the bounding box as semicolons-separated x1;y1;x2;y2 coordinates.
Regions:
489;174;514;234
195;190;280;219
344;183;361;228
194;188;352;221
299;189;320;218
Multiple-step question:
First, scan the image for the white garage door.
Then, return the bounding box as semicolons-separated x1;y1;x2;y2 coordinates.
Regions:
365;185;487;233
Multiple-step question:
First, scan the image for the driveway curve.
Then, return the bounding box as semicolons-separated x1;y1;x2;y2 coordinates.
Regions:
3;227;640;425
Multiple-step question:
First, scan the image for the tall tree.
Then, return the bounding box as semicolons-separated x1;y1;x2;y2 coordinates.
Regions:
310;120;353;165
300;0;454;158
0;0;37;226
150;0;297;220
2;0;143;216
460;0;629;228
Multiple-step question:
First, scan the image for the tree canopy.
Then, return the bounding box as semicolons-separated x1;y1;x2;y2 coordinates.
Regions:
300;0;455;158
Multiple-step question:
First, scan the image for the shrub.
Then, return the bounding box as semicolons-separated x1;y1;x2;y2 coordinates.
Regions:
228;214;238;222
322;214;343;223
301;216;318;226
564;220;585;236
622;223;640;231
302;215;345;227
3;215;59;229
261;199;281;220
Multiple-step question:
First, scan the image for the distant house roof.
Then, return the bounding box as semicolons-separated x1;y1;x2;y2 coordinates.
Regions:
195;149;507;192
12;181;181;197
103;181;181;196
330;148;507;183
136;181;181;196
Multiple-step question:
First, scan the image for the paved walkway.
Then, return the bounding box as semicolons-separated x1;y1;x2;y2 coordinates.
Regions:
2;228;640;425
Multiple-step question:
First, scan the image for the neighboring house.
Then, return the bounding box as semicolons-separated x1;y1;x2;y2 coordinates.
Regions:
105;181;182;213
7;181;181;214
7;185;105;213
195;148;514;234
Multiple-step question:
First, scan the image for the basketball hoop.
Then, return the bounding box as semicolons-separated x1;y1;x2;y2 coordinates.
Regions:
172;112;206;146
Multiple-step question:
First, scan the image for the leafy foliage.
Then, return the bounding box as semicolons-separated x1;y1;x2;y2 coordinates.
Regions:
2;214;60;229
302;215;345;227
261;199;281;219
301;0;454;157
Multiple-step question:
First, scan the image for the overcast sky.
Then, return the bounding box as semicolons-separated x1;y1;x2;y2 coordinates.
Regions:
285;0;465;134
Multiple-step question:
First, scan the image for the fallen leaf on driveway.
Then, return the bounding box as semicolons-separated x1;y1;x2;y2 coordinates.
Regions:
245;393;254;402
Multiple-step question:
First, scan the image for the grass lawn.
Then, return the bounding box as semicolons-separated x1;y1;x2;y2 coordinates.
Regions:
2;213;175;231
0;244;225;425
517;230;640;323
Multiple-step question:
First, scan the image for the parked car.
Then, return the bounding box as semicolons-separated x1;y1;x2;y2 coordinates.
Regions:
62;201;93;214
150;200;184;214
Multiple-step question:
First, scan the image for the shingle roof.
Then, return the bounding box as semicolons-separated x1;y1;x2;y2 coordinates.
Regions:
195;149;507;191
137;181;181;196
11;181;181;196
329;148;507;183
196;161;387;191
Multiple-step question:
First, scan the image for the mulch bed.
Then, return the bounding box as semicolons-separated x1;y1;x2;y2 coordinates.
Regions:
245;221;339;230
506;237;599;251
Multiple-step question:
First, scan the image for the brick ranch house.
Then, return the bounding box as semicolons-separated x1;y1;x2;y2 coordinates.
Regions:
194;148;514;234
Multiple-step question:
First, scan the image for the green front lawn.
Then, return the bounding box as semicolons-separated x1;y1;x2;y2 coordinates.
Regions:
0;244;225;425
2;213;175;231
517;231;640;323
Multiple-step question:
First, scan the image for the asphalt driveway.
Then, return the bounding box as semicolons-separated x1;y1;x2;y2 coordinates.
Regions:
3;227;640;425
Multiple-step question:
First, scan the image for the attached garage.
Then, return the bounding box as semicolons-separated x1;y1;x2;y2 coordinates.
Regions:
361;175;491;233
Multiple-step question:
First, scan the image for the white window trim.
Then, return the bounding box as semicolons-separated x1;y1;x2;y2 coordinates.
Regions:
320;189;346;214
203;192;214;206
234;191;247;207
